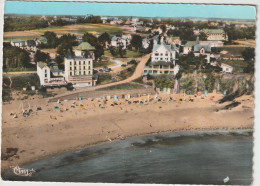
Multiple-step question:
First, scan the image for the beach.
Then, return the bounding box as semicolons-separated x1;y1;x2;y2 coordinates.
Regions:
1;92;254;172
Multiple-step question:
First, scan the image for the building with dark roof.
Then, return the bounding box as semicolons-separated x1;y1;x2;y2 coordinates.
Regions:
143;41;179;76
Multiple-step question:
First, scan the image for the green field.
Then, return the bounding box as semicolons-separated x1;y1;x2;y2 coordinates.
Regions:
94;60;115;68
104;50;144;58
215;47;248;56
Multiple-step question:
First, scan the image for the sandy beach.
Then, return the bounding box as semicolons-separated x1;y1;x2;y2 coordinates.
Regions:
1;92;254;172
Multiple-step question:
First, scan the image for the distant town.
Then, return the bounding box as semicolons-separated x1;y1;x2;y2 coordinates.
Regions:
3;14;255;99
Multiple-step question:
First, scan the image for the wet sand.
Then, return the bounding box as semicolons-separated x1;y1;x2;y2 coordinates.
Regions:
1;92;254;172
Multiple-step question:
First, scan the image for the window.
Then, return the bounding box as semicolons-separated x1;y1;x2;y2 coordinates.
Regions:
155;53;159;56
165;58;168;60
45;74;47;78
79;71;81;75
79;61;81;65
88;71;91;74
83;61;85;65
160;53;163;56
165;52;168;56
88;66;91;70
70;62;72;65
88;61;90;65
70;72;72;76
84;66;85;70
70;67;72;70
84;71;86;75
160;58;163;60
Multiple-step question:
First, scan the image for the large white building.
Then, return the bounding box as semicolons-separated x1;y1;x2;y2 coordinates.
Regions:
143;42;179;76
64;52;96;87
37;62;66;87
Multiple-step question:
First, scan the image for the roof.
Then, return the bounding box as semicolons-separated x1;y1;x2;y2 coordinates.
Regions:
194;44;211;53
37;62;48;69
38;37;48;44
153;42;174;52
202;29;225;34
50;65;62;73
184;41;196;47
27;40;36;47
73;42;95;51
65;56;91;60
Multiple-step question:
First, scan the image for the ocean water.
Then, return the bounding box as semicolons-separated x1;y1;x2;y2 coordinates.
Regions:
2;131;253;185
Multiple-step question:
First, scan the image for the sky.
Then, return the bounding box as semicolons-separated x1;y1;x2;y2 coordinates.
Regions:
4;1;256;20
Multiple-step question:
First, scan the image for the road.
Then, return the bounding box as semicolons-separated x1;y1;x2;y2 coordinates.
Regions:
49;54;150;101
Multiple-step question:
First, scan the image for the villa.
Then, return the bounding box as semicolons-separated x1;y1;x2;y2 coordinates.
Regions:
143;42;179;76
64;51;96;87
111;36;130;49
193;37;212;63
201;29;228;41
37;62;66;87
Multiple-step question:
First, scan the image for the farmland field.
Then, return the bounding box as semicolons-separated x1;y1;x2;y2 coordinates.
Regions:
4;23;123;41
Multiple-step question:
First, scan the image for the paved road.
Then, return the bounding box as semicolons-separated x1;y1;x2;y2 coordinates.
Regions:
49;54;150;102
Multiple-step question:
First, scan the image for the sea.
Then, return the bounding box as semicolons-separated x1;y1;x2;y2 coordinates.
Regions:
2;130;253;185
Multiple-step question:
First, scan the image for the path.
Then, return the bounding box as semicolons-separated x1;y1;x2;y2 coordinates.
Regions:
49;54;150;102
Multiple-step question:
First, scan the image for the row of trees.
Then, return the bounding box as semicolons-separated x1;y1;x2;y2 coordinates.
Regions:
4;16;49;32
224;25;256;42
4;16;103;32
3;43;31;70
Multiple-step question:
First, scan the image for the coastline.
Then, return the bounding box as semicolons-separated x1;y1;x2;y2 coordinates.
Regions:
1;92;254;172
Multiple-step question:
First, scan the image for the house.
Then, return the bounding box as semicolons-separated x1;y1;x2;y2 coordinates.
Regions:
143;42;179;76
73;42;95;60
166;36;181;46
11;40;25;48
26;40;37;51
64;51;96;87
37;62;66;86
221;63;233;73
111;36;130;49
193;37;212;63
182;41;195;55
201;29;227;41
142;38;150;49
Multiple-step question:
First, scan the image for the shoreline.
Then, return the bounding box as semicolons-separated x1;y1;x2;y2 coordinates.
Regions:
1;127;254;173
1;92;254;172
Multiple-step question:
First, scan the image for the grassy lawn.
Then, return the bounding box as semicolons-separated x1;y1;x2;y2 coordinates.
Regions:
104;50;144;58
98;83;144;91
222;60;248;68
94;61;115;68
218;47;248;56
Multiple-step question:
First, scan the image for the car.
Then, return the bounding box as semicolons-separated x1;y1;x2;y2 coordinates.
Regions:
121;64;127;67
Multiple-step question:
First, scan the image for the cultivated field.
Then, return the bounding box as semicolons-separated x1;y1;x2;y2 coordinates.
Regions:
4;23;123;41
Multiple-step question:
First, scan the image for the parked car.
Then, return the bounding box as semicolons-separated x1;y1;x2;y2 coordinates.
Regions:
121;64;127;67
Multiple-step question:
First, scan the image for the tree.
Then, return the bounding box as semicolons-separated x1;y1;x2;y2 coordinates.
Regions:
160;24;167;33
204;72;216;93
43;31;58;48
109;46;118;57
199;31;208;41
131;35;142;50
82;32;98;47
154;75;174;89
35;50;50;62
98;32;111;46
94;44;104;61
242;48;255;61
118;46;127;58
